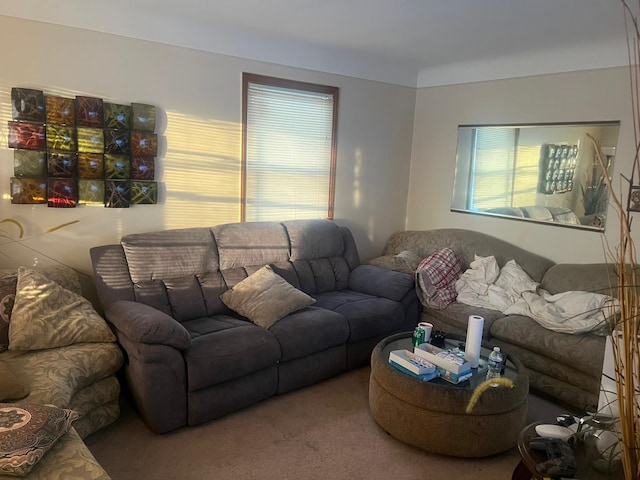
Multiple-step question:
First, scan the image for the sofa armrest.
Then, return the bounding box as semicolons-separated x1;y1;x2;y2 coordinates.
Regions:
348;264;415;302
105;300;191;350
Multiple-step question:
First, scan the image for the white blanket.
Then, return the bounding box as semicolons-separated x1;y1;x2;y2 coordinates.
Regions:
455;255;617;335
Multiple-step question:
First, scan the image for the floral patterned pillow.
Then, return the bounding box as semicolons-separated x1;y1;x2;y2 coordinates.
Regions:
9;268;115;351
0;265;83;352
0;403;77;476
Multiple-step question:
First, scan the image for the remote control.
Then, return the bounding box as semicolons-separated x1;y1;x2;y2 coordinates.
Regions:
535;424;575;441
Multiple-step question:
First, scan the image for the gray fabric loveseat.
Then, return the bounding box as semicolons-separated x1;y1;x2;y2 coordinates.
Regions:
370;228;614;413
90;219;419;433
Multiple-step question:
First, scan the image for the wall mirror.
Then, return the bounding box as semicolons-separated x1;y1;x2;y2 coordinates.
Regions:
451;121;620;232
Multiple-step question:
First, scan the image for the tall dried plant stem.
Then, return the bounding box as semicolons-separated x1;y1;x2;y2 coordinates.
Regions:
588;132;640;479
606;3;640;478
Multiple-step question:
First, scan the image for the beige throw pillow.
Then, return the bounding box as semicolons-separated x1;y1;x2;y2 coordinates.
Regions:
220;265;315;329
9;267;116;351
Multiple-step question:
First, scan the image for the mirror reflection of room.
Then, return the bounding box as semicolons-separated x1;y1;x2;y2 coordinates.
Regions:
451;122;620;231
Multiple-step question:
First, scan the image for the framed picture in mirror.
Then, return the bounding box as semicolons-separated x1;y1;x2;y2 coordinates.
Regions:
629;186;640;212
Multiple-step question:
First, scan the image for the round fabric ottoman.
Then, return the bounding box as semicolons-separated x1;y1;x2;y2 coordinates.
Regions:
369;332;529;457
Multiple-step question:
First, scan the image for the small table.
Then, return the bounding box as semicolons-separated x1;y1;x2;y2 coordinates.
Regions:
368;331;529;457
513;421;624;479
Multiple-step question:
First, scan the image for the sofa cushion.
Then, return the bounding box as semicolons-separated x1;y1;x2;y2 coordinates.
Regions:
0;266;83;352
73;397;120;441
69;376;120;431
0;275;16;352
11;427;110;479
182;319;281;391
268;306;349;362
121;227;219;282
490;315;606;377
1;342;124;410
423;302;504;338
0;403;78;477
197;271;230;316
9;268;116;351
163;275;208;322
285;219;344;261
220;265;315;329
366;251;421;274
213;222;290;271
0;363;29;402
292;257;351;294
313;291;405;342
541;263;618;296
490;340;601;392
120;228;219;317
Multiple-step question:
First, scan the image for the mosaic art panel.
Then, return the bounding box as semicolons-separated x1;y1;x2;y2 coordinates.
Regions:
7;87;160;206
10;178;47;204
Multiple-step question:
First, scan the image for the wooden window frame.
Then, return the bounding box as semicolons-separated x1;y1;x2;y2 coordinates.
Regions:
241;73;339;221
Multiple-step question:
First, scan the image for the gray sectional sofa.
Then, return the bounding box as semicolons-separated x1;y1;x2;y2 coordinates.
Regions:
371;228;614;413
90;219;419;433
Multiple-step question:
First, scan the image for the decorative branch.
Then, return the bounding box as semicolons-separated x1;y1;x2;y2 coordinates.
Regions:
0;218;86;277
0;218;24;239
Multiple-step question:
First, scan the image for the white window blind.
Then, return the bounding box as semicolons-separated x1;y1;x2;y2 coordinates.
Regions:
471;128;515;210
470;128;538;210
243;75;337;222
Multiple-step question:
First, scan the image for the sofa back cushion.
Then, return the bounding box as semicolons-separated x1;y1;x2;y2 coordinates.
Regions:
382;228;554;283
120;227;224;320
213;221;290;271
541;263;618;296
284;220;353;294
214;221;295;296
122;228;219;281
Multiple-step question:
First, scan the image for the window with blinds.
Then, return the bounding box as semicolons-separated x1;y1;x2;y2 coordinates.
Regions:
242;73;338;222
470;128;538;210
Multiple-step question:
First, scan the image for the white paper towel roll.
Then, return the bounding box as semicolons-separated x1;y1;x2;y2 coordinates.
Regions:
464;315;484;368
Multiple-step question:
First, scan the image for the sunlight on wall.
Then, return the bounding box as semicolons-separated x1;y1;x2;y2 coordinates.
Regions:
162;110;241;228
0;83;244;272
352;148;362;208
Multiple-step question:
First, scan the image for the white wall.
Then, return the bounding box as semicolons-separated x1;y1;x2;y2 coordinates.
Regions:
407;67;635;264
0;16;416;280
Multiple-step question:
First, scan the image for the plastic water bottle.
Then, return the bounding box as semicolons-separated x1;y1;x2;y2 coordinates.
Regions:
486;346;503;385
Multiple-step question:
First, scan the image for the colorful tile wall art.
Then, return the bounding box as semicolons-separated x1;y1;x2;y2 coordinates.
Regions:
7;87;159;207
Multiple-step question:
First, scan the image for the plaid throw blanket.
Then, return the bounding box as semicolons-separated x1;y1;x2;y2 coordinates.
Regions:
415;248;462;309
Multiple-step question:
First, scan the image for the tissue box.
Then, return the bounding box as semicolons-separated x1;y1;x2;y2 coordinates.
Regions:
413;343;471;374
436;367;473;384
389;349;436;376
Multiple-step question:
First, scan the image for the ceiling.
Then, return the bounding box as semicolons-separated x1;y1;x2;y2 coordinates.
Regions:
0;0;632;87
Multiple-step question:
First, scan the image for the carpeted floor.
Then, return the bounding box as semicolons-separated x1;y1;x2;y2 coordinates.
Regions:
85;367;572;480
